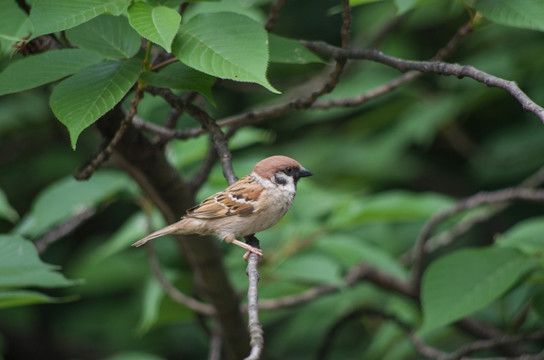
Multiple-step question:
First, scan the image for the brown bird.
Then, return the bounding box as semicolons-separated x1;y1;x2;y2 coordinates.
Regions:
132;156;313;257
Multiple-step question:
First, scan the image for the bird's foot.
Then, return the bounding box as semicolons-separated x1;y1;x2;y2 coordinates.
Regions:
231;239;263;262
243;247;263;262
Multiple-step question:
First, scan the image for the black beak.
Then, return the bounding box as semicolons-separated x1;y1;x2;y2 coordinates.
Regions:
298;167;313;178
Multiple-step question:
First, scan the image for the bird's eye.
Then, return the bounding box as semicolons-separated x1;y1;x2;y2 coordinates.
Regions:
284;166;293;175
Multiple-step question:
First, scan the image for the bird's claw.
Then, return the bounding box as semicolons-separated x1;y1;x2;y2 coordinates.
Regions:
243;247;263;263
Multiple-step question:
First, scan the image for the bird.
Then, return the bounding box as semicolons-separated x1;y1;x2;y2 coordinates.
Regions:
132;155;313;258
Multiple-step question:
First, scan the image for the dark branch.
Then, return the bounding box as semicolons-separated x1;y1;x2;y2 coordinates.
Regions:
35;207;96;253
264;0;285;32
300;41;544;123
146;243;216;316
74;89;144;180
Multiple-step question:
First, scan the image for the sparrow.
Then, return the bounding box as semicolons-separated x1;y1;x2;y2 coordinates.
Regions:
132;155;313;258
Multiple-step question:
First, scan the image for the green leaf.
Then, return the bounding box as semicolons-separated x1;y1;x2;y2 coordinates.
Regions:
496;216;544;256
128;2;181;52
473;0;544;32
421;247;537;332
19;171;135;238
30;0;132;37
66;15;141;59
141;62;215;104
0;290;64;309
0;188;19;223
172;12;279;93
0;49;104;96
0;0;33;56
268;34;326;64
0;234;79;288
50;58;141;148
272;253;343;286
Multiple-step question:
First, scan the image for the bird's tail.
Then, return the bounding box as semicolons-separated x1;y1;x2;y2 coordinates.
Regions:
131;222;186;247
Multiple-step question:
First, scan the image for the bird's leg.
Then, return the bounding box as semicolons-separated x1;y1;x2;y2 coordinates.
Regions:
231;239;264;259
225;236;263;260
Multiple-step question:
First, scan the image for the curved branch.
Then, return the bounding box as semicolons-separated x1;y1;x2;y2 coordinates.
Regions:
300;41;544;123
146;243;216;316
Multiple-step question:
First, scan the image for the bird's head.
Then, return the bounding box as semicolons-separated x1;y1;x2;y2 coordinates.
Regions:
253;155;313;187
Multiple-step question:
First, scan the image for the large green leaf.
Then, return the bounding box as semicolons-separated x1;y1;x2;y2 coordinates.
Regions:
50;58;142;148
0;235;79;288
172;12;279;93
66;15;141;59
0;188;18;223
30;0;131;37
0;49;104;96
496;216;544;256
421;247;537;332
473;0;544;32
128;2;181;52
0;0;33;56
141;62;215;104
268;34;326;64
18;171;135;238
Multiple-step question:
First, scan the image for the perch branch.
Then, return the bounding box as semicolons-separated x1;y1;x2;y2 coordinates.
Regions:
244;235;263;360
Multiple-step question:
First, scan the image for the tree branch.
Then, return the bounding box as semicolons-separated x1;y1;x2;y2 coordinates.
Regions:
244;235;263;360
74;89;144;180
300;41;544;123
145;243;216;316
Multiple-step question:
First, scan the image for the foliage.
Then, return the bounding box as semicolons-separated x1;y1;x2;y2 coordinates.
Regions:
1;0;544;359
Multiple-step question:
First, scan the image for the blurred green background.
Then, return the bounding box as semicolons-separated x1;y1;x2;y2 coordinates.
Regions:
1;0;544;359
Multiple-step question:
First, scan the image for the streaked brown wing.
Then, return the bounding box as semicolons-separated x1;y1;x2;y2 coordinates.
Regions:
185;175;262;219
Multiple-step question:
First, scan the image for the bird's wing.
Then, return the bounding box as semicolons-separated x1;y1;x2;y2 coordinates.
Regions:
185;175;263;219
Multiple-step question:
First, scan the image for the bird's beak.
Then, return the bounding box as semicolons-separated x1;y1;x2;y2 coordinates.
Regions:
298;168;313;178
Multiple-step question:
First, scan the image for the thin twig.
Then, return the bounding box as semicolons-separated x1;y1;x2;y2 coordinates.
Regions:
35;207;96;253
264;0;285;32
132;115;202;140
146;243;216;316
312;19;474;109
146;87;238;184
207;327;222;360
188;146;219;193
255;263;414;311
74;89;144;180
